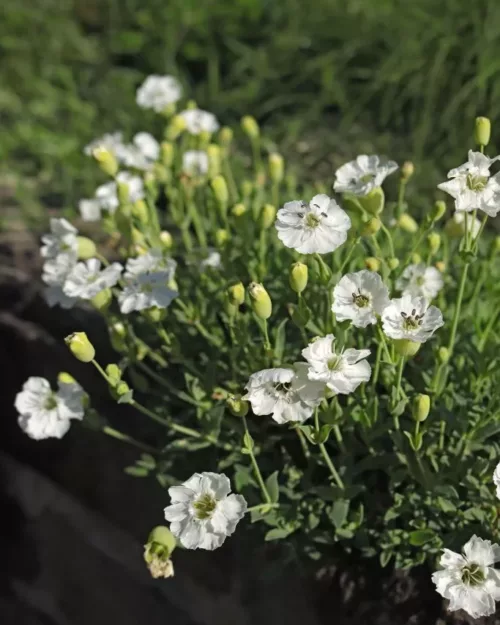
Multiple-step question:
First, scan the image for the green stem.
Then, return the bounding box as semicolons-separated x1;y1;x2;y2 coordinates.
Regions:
478;306;500;352
132;399;170;427
447;263;470;355
339;237;360;273
263;319;271;350
396;179;407;219
247;503;279;513
242;416;271;503
379;223;395;259
102;426;157;453
371;341;383;388
92;359;111;384
333;424;346;453
314;410;345;489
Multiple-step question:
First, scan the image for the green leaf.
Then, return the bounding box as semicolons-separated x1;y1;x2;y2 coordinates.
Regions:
380;551;393;568
124;466;149;477
265;527;293;541
409;529;435;546
273;319;288;362
329;499;350;529
265;471;280;503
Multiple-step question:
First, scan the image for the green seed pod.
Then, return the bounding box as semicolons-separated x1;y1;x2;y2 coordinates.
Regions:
248;282;272;320
393;339;420;358
427;232;441;255
431;200;446;222
289;262;308;293
92;147;118;177
269;153;284;183
412;393;430;422
227;282;245;307
241;115;260;139
359;187;385;215
362;217;382;236
65;332;95;363
438;346;450;364
365;257;381;272
77;236;97;260
226;394;249;418
260;203;276;229
91;288;112;312
397;214;418;233
474;116;491;147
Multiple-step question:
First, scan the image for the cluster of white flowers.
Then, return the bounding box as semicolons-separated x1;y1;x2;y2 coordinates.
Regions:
136;75;183;112
79;171;145;222
41;218;79;309
179;108;219;135
395;264;443;300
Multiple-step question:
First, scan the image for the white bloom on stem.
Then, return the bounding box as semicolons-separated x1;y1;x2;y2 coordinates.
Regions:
493;462;500;499
84;132;125;157
437;150;500;216
79;198;102;222
302;334;371;394
164;472;246;550
15;376;85;440
334;155;398;196
381;294;443;342
432;535;500;619
396;264;444;300
243;363;325;424
42;252;79;309
332;270;390;327
182;150;209;176
200;250;222;270
125;249;177;280
63;258;123;299
275;194;351;254
40;218;78;259
179;108;219;135
95;172;145;213
119;132;160;170
118;271;178;314
136;75;182;112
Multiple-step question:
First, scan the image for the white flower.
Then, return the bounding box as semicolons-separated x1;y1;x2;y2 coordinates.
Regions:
334;155;398;196
381;294;443;342
243;363;325;424
200;250;222;270
302;335;371;394
493;461;500;499
95;172;144;213
15;376;85;440
118;271;178;314
164;472;246;550
396;264;444;300
125;249;177;280
179;108;219;135
79;198;102;222
119;132;160;170
136;75;182;112
84;132;124;157
432;535;500;619
182;150;209;176
63;258;123;299
40;218;78;259
42;252;79;309
438;150;500;216
332;270;390;327
275;194;351;254
448;211;482;239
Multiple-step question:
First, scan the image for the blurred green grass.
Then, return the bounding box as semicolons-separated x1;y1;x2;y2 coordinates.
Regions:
2;0;500;219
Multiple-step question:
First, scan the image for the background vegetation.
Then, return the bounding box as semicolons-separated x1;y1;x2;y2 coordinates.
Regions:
2;0;500;221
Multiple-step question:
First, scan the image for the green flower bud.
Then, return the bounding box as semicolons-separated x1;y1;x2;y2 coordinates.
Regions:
359;187;385;215
219;127;233;147
215;228;229;246
365;257;381;272
241;180;254;199
411;252;422;264
131;227;146;246
231;203;247;217
260;203;276;229
227;282;245;307
92;147;118;177
393;339;420;358
160;142;175;168
438;346;450;364
160;230;173;249
58;372;77;385
387;257;400;271
241;115;260;139
132;200;149;224
397;214;418;233
110;322;127;353
226;394;249;417
105;364;122;387
427;232;441;255
269;153;284;183
435;261;446;273
144;526;176;579
431;200;446;222
115;380;131;397
211;175;229;208
412;394;430;422
91;288;112;312
160;102;177;118
474;116;491;147
117;181;130;205
186;99;197;110
207;144;221;178
401;161;415;182
144;307;167;323
248;282;272;320
165;115;186;141
289;262;308;293
362;217;382;236
65;332;95;363
77;236;97;260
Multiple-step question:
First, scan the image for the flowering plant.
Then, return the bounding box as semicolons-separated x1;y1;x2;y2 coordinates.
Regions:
15;78;500;619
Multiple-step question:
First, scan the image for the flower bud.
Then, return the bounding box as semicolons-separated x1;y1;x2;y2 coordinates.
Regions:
387;257;399;271
427;232;441;255
411;252;422;264
401;161;414;181
165;115;186;141
207;144;221;178
215;228;229;246
260;203;276;229
131;227;146;246
393;339;420;357
160;230;173;249
110;322;127;353
211;175;229;208
144;307;167;323
359;187;385;215
364;257;381;272
241;180;254;198
77;236;97;260
105;364;122;387
474;116;491;147
248;282;272;319
132;200;149;224
412;394;430;422
431;200;446;222
397;214;418;233
289;262;308;293
115;380;131;398
144;526;176;579
435;261;446;273
65;332;95;362
91;288;112;312
58;372;77;385
438;346;450;364
219;126;233;147
92;147;118;177
160;142;174;168
269;153;284;183
362;217;381;236
117;180;130;205
226;394;249;417
231;203;247;217
241;115;260;139
227;282;245;307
